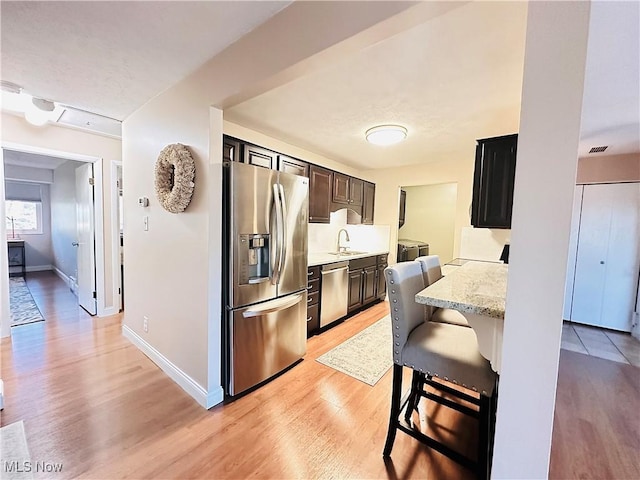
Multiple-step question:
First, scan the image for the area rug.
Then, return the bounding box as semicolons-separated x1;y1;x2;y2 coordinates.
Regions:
316;315;393;386
0;420;34;479
9;277;44;327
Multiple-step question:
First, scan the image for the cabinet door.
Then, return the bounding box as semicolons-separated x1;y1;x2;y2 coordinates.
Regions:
349;178;364;206
348;269;363;312
223;136;241;163
471;134;518;229
399;189;407;228
244;144;277;169
362;266;377;305
309;166;332;223
333;172;350;205
362;182;375;224
376;263;387;299
278;155;309;177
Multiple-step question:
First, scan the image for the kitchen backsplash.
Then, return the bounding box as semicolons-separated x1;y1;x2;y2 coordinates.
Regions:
459;227;510;262
308;210;390;253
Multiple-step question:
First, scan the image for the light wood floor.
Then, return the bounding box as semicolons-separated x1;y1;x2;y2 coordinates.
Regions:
2;271;639;479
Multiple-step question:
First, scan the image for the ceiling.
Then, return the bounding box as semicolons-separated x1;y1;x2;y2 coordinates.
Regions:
225;1;640;169
1;2;638;168
0;1;290;120
226;2;528;169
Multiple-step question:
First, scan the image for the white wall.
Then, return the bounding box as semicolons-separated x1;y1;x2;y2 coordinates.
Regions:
362;157;476;264
51;161;82;280
491;2;590;478
1;112;122;315
122;77;219;406
399;183;457;263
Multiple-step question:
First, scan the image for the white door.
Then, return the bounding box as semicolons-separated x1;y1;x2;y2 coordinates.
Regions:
571;182;640;331
76;163;97;315
563;185;583;320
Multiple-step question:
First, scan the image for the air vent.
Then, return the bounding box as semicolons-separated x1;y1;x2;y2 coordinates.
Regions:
589;146;608;153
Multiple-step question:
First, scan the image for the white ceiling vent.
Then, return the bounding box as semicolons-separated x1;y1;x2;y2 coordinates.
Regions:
588;146;608;153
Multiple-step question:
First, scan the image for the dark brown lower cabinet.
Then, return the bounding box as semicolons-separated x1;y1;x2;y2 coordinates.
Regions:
362;266;377;304
307;266;321;337
348;269;364;312
376;262;387;300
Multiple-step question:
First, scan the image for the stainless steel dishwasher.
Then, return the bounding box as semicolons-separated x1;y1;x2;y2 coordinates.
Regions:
320;261;349;327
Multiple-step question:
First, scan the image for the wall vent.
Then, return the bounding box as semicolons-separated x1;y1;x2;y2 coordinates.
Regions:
588;146;608;153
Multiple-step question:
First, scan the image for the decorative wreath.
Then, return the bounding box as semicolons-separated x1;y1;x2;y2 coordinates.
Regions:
154;143;196;213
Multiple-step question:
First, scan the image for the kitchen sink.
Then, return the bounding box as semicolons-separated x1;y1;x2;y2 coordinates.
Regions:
328;251;368;256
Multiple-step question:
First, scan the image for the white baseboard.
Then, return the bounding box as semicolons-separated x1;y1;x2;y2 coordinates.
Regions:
53;267;78;295
53;266;70;284
25;265;53;272
122;325;223;409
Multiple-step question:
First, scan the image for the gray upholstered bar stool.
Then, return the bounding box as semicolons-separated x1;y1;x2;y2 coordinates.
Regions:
383;261;497;479
415;255;469;327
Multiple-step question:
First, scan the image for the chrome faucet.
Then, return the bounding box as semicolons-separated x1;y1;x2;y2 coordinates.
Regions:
336;228;350;253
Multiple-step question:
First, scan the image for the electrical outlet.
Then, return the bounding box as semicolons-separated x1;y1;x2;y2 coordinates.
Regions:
143;316;149;333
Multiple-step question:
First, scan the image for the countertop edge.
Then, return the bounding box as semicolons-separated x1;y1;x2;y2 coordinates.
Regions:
415;293;504;319
308;250;389;267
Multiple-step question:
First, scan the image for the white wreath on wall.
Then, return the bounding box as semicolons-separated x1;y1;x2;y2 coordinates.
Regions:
154;143;196;213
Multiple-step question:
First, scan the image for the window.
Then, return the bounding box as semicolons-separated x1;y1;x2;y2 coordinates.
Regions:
5;200;43;235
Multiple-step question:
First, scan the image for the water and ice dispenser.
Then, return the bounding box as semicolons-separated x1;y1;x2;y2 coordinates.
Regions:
238;234;271;284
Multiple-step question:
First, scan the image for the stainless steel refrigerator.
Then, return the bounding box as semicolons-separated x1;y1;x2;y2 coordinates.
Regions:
223;161;309;397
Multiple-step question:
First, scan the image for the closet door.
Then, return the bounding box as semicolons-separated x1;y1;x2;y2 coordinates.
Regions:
571;183;640;331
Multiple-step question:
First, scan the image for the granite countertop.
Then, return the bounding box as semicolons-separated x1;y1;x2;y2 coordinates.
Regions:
415;261;508;318
308;250;389;267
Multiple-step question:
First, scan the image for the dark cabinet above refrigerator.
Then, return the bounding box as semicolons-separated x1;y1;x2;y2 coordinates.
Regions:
471;134;518;229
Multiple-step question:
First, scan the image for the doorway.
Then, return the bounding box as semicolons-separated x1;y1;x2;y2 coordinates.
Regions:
397;183;458;264
1;142;113;335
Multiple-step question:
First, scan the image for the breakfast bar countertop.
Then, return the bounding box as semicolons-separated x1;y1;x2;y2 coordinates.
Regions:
415;261;508;319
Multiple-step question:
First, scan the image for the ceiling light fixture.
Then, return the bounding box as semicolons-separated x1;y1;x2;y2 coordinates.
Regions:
25;97;56;126
365;124;408;146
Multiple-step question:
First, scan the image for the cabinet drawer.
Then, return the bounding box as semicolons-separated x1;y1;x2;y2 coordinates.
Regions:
307;278;320;294
377;254;388;265
307;290;320;306
349;256;377;270
307;303;319;337
307;266;321;282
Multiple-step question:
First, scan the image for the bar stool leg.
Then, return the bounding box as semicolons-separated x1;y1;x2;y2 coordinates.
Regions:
383;364;403;457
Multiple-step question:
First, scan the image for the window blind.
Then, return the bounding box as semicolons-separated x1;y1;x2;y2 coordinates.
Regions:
4;181;43;202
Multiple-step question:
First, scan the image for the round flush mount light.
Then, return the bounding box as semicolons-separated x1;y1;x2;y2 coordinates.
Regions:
365;124;408;146
25;97;56;126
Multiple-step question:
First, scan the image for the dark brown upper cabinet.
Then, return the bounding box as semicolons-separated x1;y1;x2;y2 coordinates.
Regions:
277;155;309;177
332;173;364;210
332;172;350;205
349;178;364;207
223;136;241;163
244;144;277;169
309;166;332;223
362;181;375;225
471;134;518;229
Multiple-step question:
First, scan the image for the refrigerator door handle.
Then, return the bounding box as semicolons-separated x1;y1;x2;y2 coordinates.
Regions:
278;183;288;278
242;293;303;318
272;183;284;285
